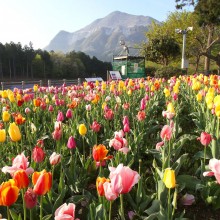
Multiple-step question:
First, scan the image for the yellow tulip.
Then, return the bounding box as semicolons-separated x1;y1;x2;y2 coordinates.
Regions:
1;90;8;98
8;93;15;102
127;89;132;96
33;84;38;92
196;93;203;102
101;82;106;91
167;103;175;114
8;122;21;142
163;168;176;189
0;129;6;142
164;88;170;97
78;124;87;136
2;111;10;122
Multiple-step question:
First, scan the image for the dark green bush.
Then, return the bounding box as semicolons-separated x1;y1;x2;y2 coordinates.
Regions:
145;66;157;77
154;66;182;78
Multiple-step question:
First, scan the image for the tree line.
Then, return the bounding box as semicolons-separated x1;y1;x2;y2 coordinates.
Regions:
142;0;220;73
0;42;112;80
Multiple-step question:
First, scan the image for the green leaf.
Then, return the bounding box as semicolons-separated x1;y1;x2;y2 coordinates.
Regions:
42;214;52;220
52;185;67;213
172;153;188;175
176;175;201;191
145;199;160;215
9;209;19;220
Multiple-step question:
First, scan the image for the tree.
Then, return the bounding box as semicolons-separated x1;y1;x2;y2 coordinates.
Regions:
194;0;220;72
175;0;220;72
144;35;180;66
142;11;201;69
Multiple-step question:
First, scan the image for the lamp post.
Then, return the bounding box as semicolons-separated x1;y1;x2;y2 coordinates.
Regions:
175;27;193;69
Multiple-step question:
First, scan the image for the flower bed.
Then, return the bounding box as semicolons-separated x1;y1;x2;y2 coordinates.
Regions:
0;74;220;219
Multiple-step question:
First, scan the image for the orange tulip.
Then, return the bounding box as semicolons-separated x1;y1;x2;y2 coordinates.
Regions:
0;179;19;206
13;170;29;189
92;144;112;162
96;177;110;196
14;113;26;125
32;169;52;195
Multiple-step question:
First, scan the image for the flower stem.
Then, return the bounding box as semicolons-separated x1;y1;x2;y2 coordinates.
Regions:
30;209;33;220
168;188;171;220
109;201;112;220
203;146;207;173
120;194;125;220
7;206;10;220
22;189;27;220
40;196;43;220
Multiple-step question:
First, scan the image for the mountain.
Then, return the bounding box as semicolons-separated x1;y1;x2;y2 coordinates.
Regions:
45;11;160;61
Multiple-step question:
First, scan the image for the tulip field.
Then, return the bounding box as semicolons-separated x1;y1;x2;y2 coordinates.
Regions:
1;74;220;219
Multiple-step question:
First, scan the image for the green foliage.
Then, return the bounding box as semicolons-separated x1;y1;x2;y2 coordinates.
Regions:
154;66;182;78
0;42;112;80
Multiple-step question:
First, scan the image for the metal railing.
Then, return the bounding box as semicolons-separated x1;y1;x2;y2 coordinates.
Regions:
0;78;82;90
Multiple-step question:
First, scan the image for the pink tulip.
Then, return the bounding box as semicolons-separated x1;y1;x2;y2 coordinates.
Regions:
48;105;54;112
104;109;114;120
55;203;76;220
49;152;61;165
66;109;73;119
140;98;146;110
109;164;140;194
160;125;172;141
103;181;118;201
123;116;129;126
90;121;101;133
25;107;31;114
57;111;65;122
198;132;212;146
67;136;76;149
203;158;220;183
2;152;34;176
123;123;130;133
156;141;164;151
180;193;195;206
109;136;127;151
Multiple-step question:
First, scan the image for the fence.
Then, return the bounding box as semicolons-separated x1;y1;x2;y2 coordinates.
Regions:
0;78;82;90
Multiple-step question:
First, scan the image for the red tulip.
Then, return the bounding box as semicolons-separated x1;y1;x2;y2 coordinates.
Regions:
24;188;37;209
32;146;45;163
13;170;29;189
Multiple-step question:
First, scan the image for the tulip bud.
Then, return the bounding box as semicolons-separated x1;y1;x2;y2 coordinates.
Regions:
0;129;6;142
163;168;176;189
2;111;10;122
24;188;38;209
78;124;87;136
66;109;73;119
8;122;21;142
67;136;76;149
32;146;45;163
49;152;61;165
57;111;65;122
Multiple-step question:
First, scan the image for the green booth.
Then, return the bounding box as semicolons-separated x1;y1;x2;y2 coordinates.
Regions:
112;55;146;79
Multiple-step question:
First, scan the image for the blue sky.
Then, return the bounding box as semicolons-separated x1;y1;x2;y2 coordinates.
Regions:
0;0;192;49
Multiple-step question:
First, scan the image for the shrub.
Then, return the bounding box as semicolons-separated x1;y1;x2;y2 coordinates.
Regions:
154;66;182;78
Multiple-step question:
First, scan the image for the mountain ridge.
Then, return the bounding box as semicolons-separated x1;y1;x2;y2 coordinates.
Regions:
45;11;160;61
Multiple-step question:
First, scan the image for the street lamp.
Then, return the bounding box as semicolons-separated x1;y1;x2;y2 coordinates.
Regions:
175;27;193;69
